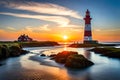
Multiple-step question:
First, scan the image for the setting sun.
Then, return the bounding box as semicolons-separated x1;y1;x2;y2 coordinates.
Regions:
63;35;68;40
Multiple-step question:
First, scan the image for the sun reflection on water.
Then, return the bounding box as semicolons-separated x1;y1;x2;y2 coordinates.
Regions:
18;47;120;80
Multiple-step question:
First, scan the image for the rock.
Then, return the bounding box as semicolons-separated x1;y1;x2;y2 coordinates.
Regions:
55;51;78;64
49;54;56;60
0;45;9;59
40;54;46;57
65;54;94;68
52;51;94;69
49;54;56;57
21;50;29;54
0;63;2;66
0;44;29;60
9;46;21;57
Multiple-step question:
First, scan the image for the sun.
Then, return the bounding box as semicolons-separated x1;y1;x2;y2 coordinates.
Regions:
63;35;68;40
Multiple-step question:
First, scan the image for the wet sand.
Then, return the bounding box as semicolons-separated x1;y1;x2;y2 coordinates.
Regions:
0;54;66;80
0;68;60;80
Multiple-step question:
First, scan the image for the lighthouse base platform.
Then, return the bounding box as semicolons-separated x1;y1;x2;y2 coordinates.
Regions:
84;40;98;44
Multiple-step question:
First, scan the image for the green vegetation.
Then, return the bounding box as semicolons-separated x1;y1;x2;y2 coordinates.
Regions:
55;51;78;63
69;43;118;48
0;43;28;61
65;54;94;68
49;51;94;69
0;41;59;47
19;41;59;47
89;47;120;58
69;44;98;47
0;42;20;47
0;41;59;63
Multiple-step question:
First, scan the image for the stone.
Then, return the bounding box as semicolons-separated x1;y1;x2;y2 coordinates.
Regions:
40;54;46;57
65;54;94;68
55;51;78;64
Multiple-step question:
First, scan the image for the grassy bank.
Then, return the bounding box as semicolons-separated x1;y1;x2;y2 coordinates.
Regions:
0;41;59;47
69;43;118;48
19;41;60;47
89;47;120;58
0;43;28;62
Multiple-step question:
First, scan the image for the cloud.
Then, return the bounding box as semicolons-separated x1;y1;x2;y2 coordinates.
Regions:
95;29;101;32
0;1;84;28
0;1;82;19
95;29;120;32
24;25;51;32
0;12;70;26
6;26;16;31
70;28;82;32
60;24;83;28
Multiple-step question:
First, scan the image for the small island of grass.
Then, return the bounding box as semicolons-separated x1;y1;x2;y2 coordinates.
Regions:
0;43;29;62
49;51;94;69
89;47;120;58
69;43;119;48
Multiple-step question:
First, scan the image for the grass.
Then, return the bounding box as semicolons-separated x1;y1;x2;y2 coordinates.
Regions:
90;47;120;58
0;41;59;60
0;41;59;47
0;42;30;60
69;43;118;48
0;42;19;47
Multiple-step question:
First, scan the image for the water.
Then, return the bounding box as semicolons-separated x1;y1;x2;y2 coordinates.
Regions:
0;46;120;80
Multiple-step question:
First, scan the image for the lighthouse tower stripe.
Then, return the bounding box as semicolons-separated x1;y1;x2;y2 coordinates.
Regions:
83;9;92;41
84;24;92;40
85;24;91;31
84;36;92;41
84;31;92;36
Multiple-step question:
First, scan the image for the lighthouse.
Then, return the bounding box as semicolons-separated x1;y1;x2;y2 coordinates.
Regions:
84;9;92;43
83;9;98;44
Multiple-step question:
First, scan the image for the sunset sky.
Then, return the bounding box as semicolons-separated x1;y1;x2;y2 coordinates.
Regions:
0;0;120;42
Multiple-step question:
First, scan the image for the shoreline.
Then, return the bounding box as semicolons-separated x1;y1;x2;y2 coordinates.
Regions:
89;47;120;58
69;43;120;48
0;41;60;62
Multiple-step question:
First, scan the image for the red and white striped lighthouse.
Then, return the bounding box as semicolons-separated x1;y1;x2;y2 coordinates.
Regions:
84;9;92;43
